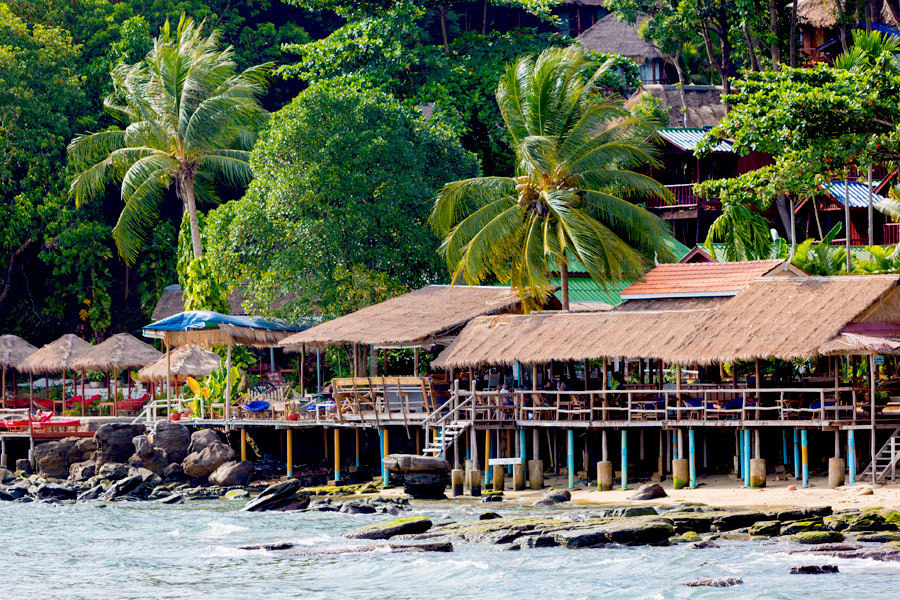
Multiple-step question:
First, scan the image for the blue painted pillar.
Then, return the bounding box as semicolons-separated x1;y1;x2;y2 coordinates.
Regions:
567;429;575;489
620;429;628;490
519;429;527;461
484;430;492;487
848;429;857;484
793;429;801;479
782;429;788;467
688;429;696;488
379;429;387;485
737;430;743;478
743;429;751;487
673;430;679;460
801;429;809;487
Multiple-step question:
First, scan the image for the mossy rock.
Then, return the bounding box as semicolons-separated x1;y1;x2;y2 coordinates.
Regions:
883;540;900;549
824;515;849;531
856;531;900;542
846;513;890;532
344;516;433;540
749;520;782;537
671;531;701;543
665;512;713;534
780;520;824;536
708;511;769;532
792;531;845;544
883;511;900;526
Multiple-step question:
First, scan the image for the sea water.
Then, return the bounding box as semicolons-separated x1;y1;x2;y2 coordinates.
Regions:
1;500;898;599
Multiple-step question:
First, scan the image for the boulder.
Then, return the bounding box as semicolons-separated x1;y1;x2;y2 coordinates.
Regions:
554;518;675;548
520;534;559;548
846;513;889;532
857;532;900;542
683;578;743;587
382;454;450;499
602;506;658;518
749;520;782;537
34;483;77;500
710;511;769;531
388;541;453;553
33;438;77;478
128;434;169;474
68;460;96;481
344;516;433;540
0;467;14;483
543;489;571;503
242;479;304;512
382;454;450;472
789;565;838;574
99;472;159;501
187;429;221;455
665;513;713;534
161;463;186;482
182;442;236;479
73;437;98;456
76;485;104;501
340;502;377;514
780;520;824;536
480;512;502;520
97;463;130;481
401;472;449;500
777;507;832;521
94;423;145;466
793;531;845;544
208;461;254;487
156;493;184;504
628;483;667;501
148;421;191;463
15;459;32;475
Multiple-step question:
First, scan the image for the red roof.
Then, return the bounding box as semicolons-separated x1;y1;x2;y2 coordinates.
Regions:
620;260;789;299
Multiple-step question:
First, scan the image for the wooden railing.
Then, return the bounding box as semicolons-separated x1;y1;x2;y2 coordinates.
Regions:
884;223;900;245
644;184;720;210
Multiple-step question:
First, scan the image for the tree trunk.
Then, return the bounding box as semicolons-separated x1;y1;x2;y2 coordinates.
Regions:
560;259;569;311
769;0;782;69
482;0;488;35
440;6;451;53
671;50;689;127
716;8;734;95
790;0;798;67
700;26;730;95
179;170;203;259
742;23;760;71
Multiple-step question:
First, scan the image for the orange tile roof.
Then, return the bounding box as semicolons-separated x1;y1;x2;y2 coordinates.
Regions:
620;260;788;298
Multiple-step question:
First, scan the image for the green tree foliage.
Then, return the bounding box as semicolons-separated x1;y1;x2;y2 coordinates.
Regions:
430;46;675;310
792;223;847;276
203;81;479;320
68;15;272;264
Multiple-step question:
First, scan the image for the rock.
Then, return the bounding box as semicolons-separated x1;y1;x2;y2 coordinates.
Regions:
777;507;832;521
97;463;130;481
94;423;145;466
480;512;502;520
15;459;32;475
824;515;849;531
689;540;720;549
401;472;449;500
520;534;559;548
182;442;236;479
859;488;874;496
148;421;191;463
240;542;295;551
77;485;104;501
665;513;713;534
208;460;254;487
749;520;782;537
388;541;453;553
0;467;14;483
382;454;451;473
543;489;571;503
68;460;95;481
531;499;556;507
156;493;184;504
780;520;824;536
793;531;845;544
787;484;797;491
73;437;98;456
33;439;76;478
554;528;608;548
99;475;144;500
856;532;900;542
790;565;839;574
671;531;701;543
602;506;658;518
846;513;889;532
555;518;675;548
710;511;769;531
187;429;221;455
340;502;377;514
481;494;502;503
223;489;250;500
128;434;169;474
34;483;77;500
628;483;666;501
683;578;743;587
345;516;433;540
242;479;304;512
161;463;186;482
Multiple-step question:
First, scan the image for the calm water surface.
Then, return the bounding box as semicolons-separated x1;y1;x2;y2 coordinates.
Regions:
2;499;899;599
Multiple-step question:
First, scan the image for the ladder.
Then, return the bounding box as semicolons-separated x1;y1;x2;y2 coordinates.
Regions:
860;427;900;483
422;421;471;457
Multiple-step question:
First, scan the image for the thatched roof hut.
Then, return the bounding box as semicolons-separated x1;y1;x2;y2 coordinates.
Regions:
625;85;727;128
17;334;92;375
137;346;221;383
282;285;522;350
71;333;163;372
151;284;299;321
576;14;662;62
797;0;900;28
0;335;38;369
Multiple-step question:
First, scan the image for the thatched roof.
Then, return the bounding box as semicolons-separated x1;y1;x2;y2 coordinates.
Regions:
282;285;522;349
0;335;38;369
432;275;900;369
17;334;92;374
137;346;222;383
576;14;662;61
71;333;163;372
625;85;726;128
797;0;900;28
151;284;298;321
431;308;714;369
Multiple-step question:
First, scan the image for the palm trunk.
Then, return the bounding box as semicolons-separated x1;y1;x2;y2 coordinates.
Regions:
179;171;203;259
560;260;569;311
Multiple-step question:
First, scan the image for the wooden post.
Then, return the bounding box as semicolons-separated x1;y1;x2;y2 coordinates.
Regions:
801;429;809;487
113;369;118;417
870;354;877;485
334;428;341;483
355;429;360;468
567;429;575;489
225;344;232;423
471;427;479;472
414;348;419;377
286;429;293;477
323;428;329;460
658;429;664;478
415;428;421;455
240;428;247;462
80;369;85;417
299;346;305;396
165;343;171;415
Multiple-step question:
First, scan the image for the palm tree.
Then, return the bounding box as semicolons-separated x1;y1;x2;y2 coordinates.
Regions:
704;197;775;261
430;46;675;310
68;15;271;264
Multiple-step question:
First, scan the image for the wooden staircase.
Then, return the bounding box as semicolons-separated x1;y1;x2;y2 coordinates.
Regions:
860;427;900;483
422;422;471;457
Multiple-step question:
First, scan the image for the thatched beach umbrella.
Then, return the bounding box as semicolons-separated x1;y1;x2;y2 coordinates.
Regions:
71;333;163;416
138;346;222;413
0;335;38;408
18;334;92;413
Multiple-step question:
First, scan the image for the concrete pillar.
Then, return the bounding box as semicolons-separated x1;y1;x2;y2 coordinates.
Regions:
688;429;696;489
848;430;857;484
801;429;809;487
828;458;846;489
620;429;628;490
469;469;481;497
793;429;801;479
532;428;539;461
451;468;465;497
749;458;766;488
528;459;544;489
597;460;613;491
492;462;505;491
567;429;575;489
464;458;473;492
513;463;525;490
672;458;689;489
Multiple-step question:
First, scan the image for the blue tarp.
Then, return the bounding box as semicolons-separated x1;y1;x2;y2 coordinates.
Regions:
144;310;305;333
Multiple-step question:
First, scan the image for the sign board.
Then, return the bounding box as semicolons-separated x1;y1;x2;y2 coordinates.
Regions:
488;457;523;466
874;356;885;365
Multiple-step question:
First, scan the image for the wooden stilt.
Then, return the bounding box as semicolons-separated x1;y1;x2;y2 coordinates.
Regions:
286;429;294;477
355;429;360;467
334;429;341;482
240;428;247;462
